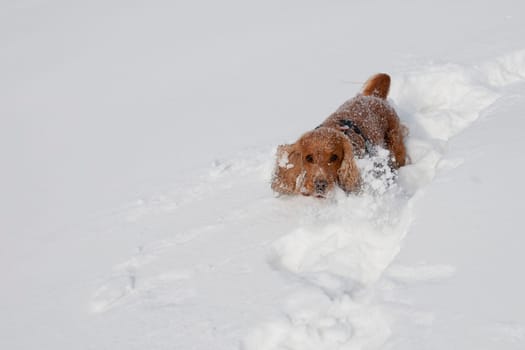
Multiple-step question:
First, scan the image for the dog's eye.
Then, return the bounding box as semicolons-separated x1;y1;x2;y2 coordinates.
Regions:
329;154;338;162
305;154;314;163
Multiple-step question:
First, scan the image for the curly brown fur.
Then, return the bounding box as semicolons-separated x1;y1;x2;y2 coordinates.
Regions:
272;73;408;197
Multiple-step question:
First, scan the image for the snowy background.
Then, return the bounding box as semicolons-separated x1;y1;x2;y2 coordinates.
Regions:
2;0;525;349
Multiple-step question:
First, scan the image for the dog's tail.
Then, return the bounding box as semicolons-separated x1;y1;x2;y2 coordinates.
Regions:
361;73;390;99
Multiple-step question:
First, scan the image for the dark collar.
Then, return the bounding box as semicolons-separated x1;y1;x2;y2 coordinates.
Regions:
338;119;375;156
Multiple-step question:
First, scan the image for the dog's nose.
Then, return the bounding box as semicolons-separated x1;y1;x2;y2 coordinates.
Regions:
314;179;328;193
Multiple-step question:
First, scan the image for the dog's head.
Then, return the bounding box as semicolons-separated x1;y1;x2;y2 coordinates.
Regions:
271;127;360;197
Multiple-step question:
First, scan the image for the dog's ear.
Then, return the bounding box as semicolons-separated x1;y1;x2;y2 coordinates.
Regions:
337;139;361;193
271;143;304;194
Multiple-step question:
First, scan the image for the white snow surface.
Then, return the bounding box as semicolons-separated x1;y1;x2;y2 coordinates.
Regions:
2;1;525;349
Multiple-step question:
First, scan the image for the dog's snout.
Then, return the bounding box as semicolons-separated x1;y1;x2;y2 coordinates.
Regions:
314;179;328;193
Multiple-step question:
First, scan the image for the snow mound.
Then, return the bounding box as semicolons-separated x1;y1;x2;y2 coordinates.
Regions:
391;63;498;141
478;49;525;87
270;190;411;290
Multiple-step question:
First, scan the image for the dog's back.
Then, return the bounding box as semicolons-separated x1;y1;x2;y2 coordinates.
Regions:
320;73;407;167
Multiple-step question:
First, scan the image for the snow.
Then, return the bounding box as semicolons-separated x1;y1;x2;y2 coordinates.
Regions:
386;92;525;350
2;0;525;349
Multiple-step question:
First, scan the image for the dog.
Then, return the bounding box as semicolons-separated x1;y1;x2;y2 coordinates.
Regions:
271;73;407;198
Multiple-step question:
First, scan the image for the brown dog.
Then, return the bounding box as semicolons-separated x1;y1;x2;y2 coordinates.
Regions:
271;73;407;197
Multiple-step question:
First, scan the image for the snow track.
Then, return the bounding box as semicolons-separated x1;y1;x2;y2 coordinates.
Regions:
88;50;525;349
242;49;525;350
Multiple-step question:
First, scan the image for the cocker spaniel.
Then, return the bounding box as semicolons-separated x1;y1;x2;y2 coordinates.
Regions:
271;73;407;198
